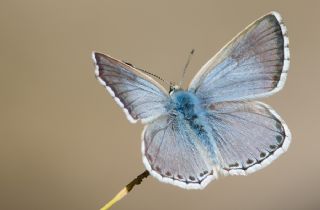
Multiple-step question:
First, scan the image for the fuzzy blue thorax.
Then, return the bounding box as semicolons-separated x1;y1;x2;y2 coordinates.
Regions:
169;90;208;137
170;90;204;120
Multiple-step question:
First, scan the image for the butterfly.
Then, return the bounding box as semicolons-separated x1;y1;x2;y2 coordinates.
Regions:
92;11;291;189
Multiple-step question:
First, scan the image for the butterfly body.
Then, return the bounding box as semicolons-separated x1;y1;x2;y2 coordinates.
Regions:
93;11;291;190
168;89;218;162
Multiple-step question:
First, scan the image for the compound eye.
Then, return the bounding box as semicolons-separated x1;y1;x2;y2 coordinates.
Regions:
169;85;180;94
169;86;174;94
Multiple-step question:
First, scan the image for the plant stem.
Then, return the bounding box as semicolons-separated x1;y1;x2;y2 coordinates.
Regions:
100;170;150;210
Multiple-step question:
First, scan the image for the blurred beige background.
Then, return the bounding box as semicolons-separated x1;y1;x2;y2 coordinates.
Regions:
1;0;319;210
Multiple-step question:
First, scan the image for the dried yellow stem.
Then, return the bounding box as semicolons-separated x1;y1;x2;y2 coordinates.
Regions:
100;170;150;210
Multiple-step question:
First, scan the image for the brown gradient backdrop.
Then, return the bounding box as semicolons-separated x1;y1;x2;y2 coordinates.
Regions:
1;0;319;210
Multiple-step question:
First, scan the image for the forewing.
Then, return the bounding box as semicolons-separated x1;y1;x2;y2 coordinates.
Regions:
93;52;169;123
206;101;291;175
142;115;218;189
189;12;290;104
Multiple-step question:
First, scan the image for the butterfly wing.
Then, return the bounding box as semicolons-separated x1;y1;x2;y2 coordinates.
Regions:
188;12;290;104
142;115;218;189
93;52;169;123
206;101;291;175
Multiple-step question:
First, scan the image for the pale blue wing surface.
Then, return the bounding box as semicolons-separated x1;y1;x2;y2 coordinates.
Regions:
142;114;218;189
189;12;290;104
206;101;291;175
93;52;169;123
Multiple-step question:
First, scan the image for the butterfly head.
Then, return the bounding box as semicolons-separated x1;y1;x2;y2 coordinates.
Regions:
169;83;182;95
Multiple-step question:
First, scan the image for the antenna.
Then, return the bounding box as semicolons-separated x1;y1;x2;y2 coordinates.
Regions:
124;61;171;86
179;49;195;87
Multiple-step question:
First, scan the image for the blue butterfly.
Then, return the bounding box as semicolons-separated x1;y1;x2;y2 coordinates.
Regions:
92;11;291;189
